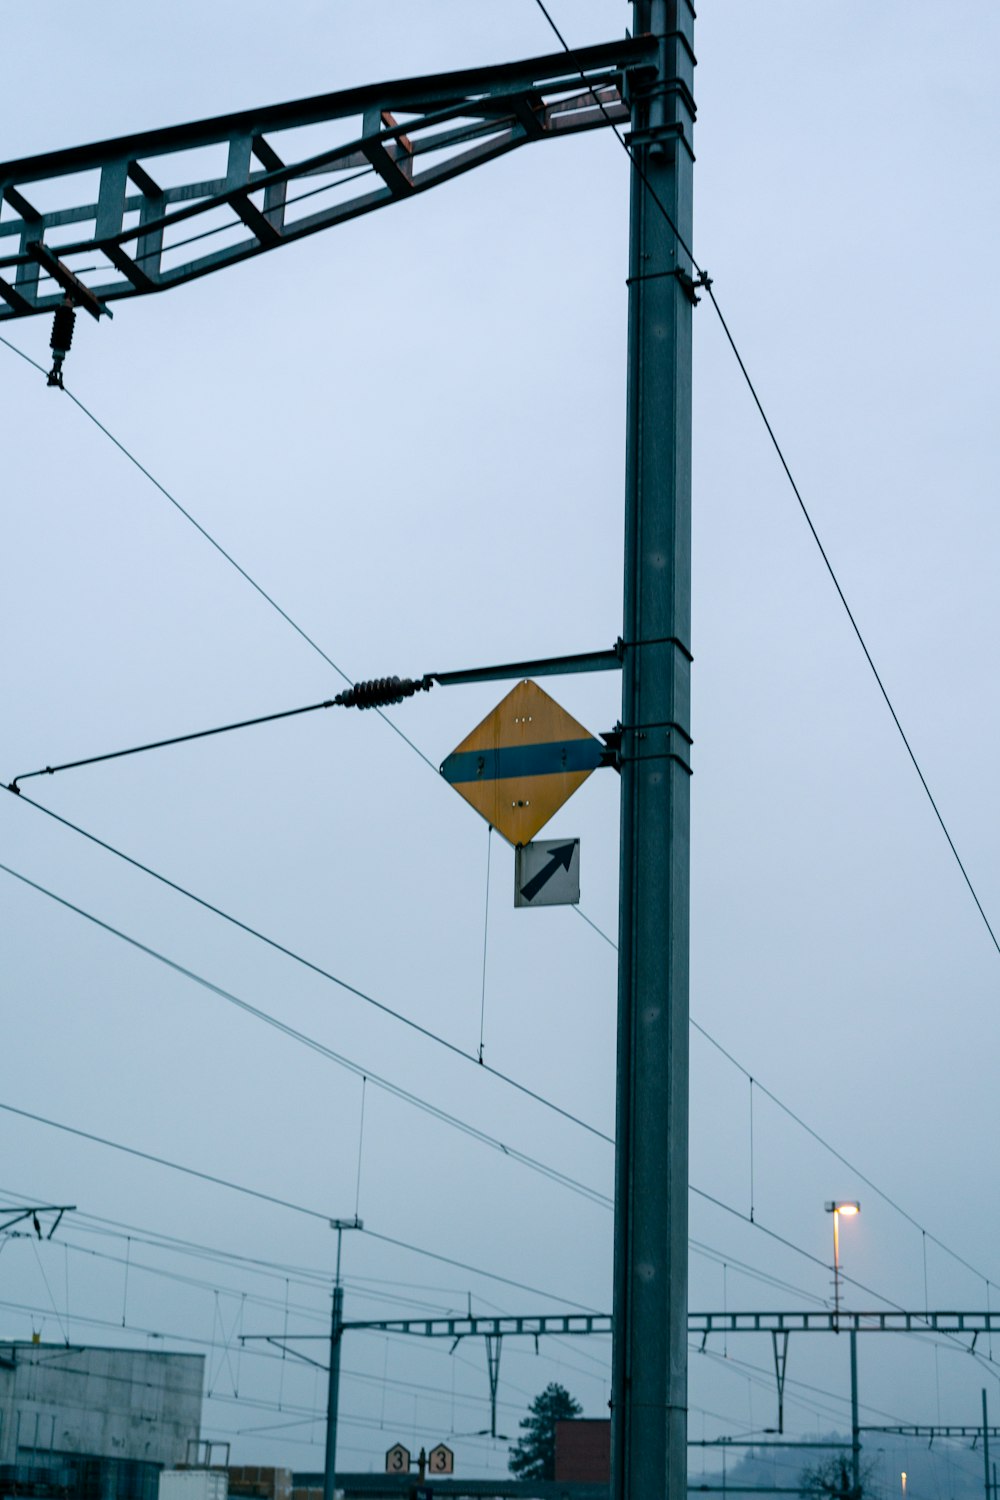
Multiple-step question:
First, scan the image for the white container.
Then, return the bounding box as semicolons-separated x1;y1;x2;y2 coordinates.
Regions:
159;1471;229;1500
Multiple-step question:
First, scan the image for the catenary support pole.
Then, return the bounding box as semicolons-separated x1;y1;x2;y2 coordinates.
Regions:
983;1390;991;1500
613;4;696;1500
324;1282;344;1500
850;1333;861;1497
325;1217;362;1500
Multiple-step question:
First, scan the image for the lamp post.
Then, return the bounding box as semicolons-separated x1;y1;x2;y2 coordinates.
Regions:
824;1201;862;1500
824;1201;860;1330
325;1216;363;1500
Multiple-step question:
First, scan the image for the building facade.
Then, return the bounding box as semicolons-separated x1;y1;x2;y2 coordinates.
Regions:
0;1344;204;1469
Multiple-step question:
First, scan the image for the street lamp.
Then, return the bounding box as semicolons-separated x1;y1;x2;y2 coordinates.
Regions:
825;1201;860;1329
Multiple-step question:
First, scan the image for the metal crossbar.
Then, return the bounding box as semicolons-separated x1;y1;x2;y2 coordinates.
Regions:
690;1310;1000;1335
0;38;655;321
248;1309;1000;1342
340;1312;611;1337
861;1426;1000;1439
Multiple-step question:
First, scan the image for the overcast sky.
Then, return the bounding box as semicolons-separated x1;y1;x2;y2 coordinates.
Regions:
3;0;1000;1484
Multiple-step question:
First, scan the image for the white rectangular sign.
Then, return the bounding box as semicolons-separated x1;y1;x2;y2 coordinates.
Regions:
514;839;580;907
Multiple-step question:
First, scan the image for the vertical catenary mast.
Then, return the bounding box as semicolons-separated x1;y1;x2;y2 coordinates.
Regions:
614;3;696;1498
324;1217;361;1500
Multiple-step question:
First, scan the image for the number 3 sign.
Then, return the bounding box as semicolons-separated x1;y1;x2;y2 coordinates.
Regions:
428;1445;454;1474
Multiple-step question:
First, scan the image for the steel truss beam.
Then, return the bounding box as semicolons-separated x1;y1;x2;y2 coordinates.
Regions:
250;1309;1000;1342
343;1312;611;1338
247;1308;997;1465
861;1427;1000;1439
0;38;655;322
0;1204;75;1237
691;1310;1000;1335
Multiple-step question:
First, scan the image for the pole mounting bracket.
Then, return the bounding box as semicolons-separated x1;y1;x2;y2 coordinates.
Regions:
677;267;712;304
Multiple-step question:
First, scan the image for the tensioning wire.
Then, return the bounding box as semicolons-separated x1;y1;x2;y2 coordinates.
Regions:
0;1085;909;1324
533;0;1000;1285
7;837;954;1319
572;899;1000;1297
0;1096;597;1310
0;332;435;774
5;786;612;1145
6;814;981;1325
0;858;612;1211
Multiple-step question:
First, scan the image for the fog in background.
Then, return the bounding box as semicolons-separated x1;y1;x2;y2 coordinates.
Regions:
2;1;1000;1481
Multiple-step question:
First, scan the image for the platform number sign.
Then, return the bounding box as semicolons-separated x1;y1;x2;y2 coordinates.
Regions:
385;1443;410;1474
428;1444;454;1475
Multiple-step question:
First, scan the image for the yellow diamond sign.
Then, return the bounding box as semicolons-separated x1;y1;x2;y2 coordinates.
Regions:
440;679;603;846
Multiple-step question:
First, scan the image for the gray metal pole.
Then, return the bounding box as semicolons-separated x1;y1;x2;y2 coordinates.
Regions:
612;3;696;1499
850;1333;860;1498
983;1390;991;1500
324;1219;361;1500
323;1279;344;1500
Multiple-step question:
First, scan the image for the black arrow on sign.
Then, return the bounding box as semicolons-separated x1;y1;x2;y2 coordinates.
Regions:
519;842;577;903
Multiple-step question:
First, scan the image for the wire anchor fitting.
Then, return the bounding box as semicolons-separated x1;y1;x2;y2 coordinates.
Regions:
334;675;432;710
47;299;76;387
677;267;712;305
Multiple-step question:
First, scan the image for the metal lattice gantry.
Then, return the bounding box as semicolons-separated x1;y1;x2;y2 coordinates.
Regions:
339;1312;612;1338
0;38;655;322
863;1426;1000;1439
244;1308;1000;1467
253;1308;1000;1344
690;1309;1000;1336
0;1203;74;1237
244;1311;613;1451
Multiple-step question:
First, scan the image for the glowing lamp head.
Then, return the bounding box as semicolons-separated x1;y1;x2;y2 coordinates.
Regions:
825;1200;860;1216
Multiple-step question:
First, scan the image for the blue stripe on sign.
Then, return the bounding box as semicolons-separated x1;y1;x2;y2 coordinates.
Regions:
441;738;603;785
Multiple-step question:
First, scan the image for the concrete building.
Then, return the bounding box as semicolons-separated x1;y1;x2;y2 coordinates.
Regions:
0;1343;204;1469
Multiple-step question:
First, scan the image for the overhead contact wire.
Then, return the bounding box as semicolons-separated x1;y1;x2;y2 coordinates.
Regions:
0;332;435;775
12;786;986;1303
0;1097;596;1311
8;699;339;790
536;0;1000;1294
573;908;1000;1295
0;1092;956;1338
13;17;995;1335
703;280;1000;964
0;860;612;1209
5;789;612;1146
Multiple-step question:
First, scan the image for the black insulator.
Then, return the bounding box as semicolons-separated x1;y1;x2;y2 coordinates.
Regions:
50;303;76;355
358;676;402;709
339;675;430;710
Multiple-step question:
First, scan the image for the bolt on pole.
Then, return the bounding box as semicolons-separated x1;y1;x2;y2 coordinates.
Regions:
612;3;696;1500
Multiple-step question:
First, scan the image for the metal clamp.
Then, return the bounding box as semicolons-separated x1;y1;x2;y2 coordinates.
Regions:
620;632;693;662
677;267;712;305
619;720;693;776
625;264;711;306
